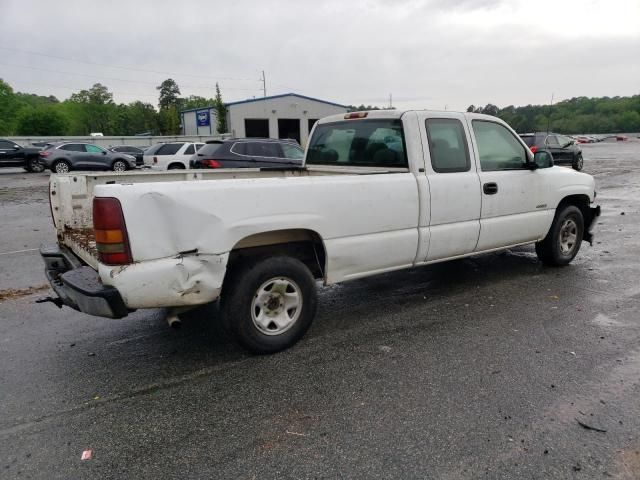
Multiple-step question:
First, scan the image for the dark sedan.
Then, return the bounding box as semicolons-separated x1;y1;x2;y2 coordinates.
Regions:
39;142;137;173
108;145;145;166
0;139;45;172
519;132;584;171
189;138;304;169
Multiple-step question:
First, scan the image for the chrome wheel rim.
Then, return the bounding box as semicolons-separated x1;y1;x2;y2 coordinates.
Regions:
113;161;126;172
577;156;583;169
559;218;578;254
251;277;302;336
55;162;69;173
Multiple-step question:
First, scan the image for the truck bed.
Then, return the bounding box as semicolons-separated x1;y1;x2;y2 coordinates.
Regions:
51;166;408;267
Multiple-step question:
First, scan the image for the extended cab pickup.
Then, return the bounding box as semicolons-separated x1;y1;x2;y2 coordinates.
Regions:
40;111;600;353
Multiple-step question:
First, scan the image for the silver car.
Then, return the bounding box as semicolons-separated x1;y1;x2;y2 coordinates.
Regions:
39;142;137;173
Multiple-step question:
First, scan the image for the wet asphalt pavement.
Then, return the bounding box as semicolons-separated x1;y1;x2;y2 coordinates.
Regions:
1;141;639;479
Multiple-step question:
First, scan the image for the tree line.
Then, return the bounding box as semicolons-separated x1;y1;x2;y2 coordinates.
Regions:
1;76;638;136
0;78;227;137
468;95;640;134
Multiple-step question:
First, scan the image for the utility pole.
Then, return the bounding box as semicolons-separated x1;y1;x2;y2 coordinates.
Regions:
261;70;266;98
546;93;554;134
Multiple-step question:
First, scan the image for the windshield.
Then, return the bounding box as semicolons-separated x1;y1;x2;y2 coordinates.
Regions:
307;119;408;168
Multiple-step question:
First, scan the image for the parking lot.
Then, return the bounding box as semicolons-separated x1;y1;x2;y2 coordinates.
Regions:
1;141;639;479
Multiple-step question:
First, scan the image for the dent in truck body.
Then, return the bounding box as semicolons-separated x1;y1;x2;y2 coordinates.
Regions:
98;252;229;309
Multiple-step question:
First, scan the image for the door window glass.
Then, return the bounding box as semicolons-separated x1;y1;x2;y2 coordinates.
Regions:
183;144;195;155
281;143;304;160
196;143;204;151
425;118;470;173
246;142;280;158
545;135;559;147
156;143;184;155
472;121;527;171
0;140;17;149
85;144;104;153
60;144;86;152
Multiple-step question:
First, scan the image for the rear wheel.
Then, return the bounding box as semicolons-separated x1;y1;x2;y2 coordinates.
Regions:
572;154;584;171
535;205;584;266
53;160;71;174
112;159;128;172
221;256;318;354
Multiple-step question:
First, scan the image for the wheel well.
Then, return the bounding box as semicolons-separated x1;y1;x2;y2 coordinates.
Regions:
167;162;186;169
557;194;590;220
227;229;327;280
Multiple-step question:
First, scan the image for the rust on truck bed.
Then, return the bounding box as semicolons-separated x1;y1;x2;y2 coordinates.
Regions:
62;226;98;266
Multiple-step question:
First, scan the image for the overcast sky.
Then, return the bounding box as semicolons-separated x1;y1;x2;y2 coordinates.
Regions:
1;0;638;111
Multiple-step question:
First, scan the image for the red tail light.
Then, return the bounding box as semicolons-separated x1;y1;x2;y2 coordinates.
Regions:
529;146;538;153
39;151;50;157
93;197;132;265
202;159;221;168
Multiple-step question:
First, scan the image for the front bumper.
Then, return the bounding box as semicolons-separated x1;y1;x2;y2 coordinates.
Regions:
583;205;601;245
40;244;128;318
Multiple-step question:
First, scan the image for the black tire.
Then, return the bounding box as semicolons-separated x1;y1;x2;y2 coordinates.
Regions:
535;205;584;266
168;163;185;170
221;256;318;354
572;154;584;171
27;158;45;173
52;160;71;174
112;159;128;172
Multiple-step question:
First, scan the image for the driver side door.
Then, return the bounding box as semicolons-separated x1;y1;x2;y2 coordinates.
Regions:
470;119;551;251
0;140;23;167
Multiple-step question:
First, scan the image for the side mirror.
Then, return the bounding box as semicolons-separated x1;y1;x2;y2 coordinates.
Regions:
533;150;553;169
102;151;107;155
13;145;21;150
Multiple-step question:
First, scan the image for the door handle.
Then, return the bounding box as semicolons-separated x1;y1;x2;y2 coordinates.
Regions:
483;182;498;195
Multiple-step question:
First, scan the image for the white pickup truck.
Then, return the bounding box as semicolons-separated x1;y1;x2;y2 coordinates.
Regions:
40;110;600;353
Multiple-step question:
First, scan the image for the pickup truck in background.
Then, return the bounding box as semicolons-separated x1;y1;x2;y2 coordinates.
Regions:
40;110;600;354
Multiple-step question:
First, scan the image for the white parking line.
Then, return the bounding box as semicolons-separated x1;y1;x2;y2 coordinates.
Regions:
0;248;38;256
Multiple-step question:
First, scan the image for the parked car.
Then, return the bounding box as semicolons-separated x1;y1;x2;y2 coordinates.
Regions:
519;132;584;170
143;142;205;170
40;110;599;354
108;145;145;166
39;142;137;173
0;139;45;172
190;138;304;169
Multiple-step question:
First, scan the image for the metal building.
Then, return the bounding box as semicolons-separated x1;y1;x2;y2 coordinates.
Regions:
180;93;348;145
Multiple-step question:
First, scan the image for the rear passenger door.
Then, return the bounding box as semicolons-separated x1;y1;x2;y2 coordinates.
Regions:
470;119;549;250
420;114;482;261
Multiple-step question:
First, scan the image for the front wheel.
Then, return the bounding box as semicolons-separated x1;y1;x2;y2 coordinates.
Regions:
221;256;318;354
572;154;584;171
535;205;584;266
112;159;128;172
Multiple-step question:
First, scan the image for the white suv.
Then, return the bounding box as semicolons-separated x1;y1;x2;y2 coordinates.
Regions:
143;142;204;170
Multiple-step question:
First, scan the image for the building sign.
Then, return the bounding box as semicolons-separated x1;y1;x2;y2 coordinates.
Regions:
196;110;210;127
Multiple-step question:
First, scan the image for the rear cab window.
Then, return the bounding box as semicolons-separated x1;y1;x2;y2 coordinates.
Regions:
307;119;407;168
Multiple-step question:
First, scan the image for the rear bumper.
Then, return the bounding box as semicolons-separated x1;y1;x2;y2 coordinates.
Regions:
40;244;129;318
583;205;601;245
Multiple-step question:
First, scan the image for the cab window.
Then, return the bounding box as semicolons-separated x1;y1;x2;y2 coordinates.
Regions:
472;121;527;171
307;119;407;168
425;118;470;173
